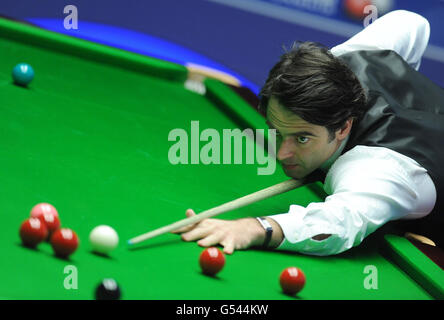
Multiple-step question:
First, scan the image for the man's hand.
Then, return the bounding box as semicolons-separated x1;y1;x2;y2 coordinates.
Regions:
171;209;266;254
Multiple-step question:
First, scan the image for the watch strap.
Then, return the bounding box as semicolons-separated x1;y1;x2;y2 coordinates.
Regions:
256;217;273;248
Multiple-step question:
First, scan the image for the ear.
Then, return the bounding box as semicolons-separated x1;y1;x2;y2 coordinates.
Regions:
336;118;353;141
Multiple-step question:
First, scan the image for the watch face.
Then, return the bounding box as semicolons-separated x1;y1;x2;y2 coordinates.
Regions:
258;217;272;230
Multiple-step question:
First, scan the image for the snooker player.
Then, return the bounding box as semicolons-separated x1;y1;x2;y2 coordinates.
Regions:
174;10;444;256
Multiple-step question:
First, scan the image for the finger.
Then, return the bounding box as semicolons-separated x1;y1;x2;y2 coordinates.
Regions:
186;209;196;217
171;224;195;234
181;225;212;242
171;209;198;234
221;239;235;255
197;232;224;248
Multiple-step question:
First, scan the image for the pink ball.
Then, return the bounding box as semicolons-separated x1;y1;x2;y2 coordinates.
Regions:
30;203;59;219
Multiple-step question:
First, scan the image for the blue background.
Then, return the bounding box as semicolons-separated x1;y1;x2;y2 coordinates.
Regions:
1;0;443;93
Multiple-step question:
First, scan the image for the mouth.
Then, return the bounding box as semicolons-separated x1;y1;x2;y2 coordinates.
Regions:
283;163;299;170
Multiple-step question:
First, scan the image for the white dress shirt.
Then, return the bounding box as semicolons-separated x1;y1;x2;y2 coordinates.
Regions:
269;10;437;256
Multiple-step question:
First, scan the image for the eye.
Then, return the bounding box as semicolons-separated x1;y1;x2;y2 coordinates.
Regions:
297;136;309;144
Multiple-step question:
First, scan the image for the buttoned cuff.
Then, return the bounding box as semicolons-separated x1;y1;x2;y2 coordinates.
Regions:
267;205;344;255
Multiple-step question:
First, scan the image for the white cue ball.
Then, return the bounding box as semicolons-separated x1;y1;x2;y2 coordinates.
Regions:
89;225;119;255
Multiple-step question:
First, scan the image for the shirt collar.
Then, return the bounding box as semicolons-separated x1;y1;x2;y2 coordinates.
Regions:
320;135;350;172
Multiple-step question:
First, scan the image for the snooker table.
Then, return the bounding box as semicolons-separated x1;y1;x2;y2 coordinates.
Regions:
0;17;443;301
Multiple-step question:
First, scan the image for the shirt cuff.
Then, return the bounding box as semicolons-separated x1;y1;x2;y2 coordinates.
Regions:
330;10;430;71
267;204;345;255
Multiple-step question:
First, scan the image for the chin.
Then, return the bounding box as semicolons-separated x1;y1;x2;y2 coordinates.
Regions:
283;168;306;180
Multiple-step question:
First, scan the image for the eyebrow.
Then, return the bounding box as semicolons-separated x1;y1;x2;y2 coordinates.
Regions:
265;120;318;137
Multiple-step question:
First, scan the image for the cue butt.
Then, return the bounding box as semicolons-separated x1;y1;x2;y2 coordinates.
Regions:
128;178;304;245
185;62;241;87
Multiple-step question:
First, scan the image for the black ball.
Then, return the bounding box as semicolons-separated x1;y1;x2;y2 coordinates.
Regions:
95;278;121;300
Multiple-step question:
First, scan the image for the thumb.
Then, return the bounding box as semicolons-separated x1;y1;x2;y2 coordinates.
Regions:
186;209;196;217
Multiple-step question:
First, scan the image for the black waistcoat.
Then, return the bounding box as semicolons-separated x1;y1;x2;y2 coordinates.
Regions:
336;50;444;245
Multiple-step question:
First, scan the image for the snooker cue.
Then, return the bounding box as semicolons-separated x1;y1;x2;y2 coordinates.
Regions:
127;178;304;245
185;62;241;87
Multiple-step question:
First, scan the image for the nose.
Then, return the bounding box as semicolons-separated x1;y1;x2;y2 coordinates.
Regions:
277;137;295;161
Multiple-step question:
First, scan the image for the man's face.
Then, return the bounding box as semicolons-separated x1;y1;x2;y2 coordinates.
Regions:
266;96;343;179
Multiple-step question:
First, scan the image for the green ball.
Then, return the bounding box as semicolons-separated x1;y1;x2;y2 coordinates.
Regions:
12;63;34;86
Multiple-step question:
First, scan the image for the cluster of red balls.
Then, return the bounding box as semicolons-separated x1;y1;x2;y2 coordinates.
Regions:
199;247;306;296
19;203;79;258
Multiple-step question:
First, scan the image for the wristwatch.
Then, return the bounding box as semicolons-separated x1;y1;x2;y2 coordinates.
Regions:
256;217;273;248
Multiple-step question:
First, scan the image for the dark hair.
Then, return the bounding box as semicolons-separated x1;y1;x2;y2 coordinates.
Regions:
259;41;367;140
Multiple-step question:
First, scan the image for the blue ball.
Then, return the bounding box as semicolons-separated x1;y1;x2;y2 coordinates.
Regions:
12;63;34;86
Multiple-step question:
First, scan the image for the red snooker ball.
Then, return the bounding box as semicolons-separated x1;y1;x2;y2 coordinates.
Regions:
280;267;306;295
343;0;372;20
37;212;61;239
30;203;58;219
199;247;225;276
50;228;79;258
19;218;48;248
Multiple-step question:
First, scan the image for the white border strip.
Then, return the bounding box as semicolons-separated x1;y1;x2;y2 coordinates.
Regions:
206;0;444;63
207;0;361;37
424;45;444;63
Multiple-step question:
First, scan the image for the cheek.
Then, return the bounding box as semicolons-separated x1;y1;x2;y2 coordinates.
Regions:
298;143;324;166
